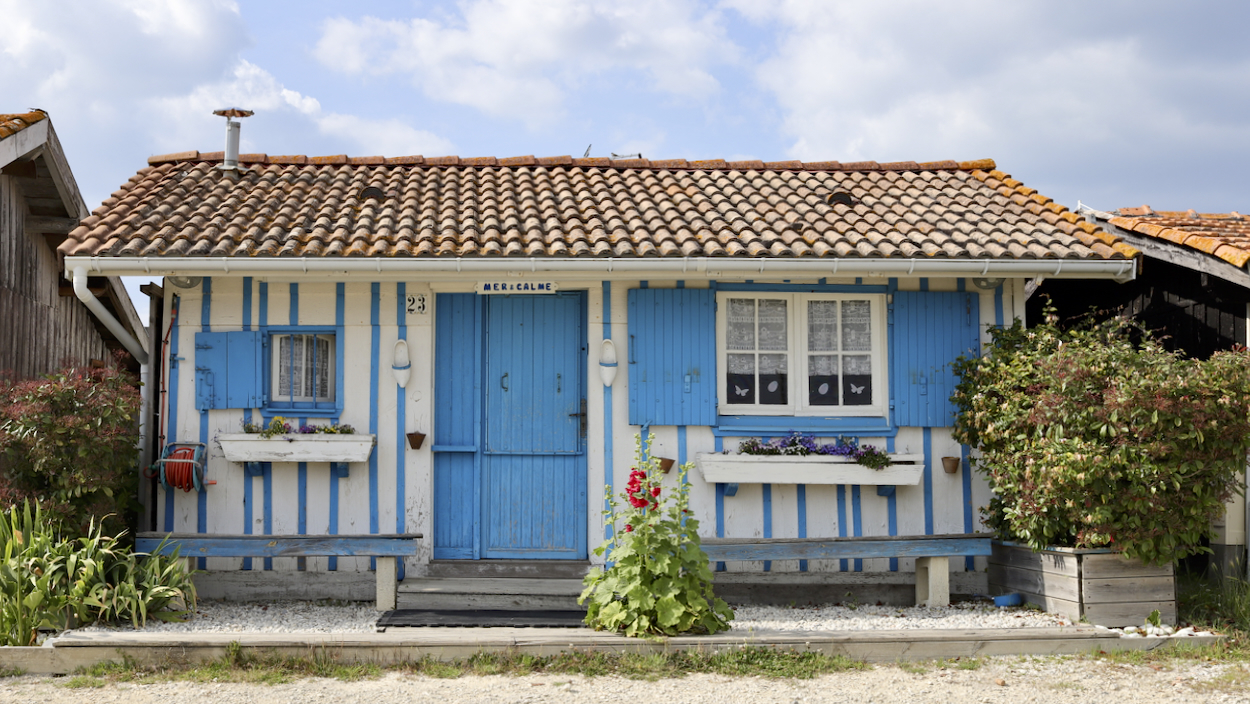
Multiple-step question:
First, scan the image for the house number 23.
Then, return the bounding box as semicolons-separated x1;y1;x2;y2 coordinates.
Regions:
406;293;428;314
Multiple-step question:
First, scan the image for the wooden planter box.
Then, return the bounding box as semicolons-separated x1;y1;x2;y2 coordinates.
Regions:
217;434;376;463
988;541;1176;627
695;453;925;486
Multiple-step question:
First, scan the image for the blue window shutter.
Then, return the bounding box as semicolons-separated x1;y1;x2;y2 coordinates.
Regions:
194;332;227;410
194;331;262;410
627;288;716;426
226;331;263;408
891;291;980;427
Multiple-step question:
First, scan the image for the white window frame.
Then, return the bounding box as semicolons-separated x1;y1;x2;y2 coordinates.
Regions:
715;292;888;417
270;332;336;405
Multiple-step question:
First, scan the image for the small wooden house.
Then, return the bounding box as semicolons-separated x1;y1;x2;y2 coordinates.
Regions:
1034;205;1250;577
0;110;146;379
59;147;1139;602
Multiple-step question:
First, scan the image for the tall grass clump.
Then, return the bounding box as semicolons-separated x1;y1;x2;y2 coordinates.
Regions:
0;501;196;646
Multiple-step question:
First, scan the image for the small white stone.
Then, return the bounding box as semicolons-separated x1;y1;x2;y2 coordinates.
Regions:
1160;625;1174;636
1124;626;1139;634
1122;632;1143;638
1173;627;1195;637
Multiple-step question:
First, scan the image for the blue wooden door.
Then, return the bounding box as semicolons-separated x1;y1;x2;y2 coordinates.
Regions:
481;293;587;558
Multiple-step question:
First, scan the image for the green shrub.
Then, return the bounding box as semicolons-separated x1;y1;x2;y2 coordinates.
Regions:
580;434;733;637
0;500;196;646
0;359;141;536
952;308;1250;565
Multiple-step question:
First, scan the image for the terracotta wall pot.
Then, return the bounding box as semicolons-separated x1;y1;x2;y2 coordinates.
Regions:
406;432;426;450
941;456;961;474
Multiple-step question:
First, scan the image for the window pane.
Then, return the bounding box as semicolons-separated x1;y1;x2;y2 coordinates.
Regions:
758;353;788;404
807;300;838;351
317;336;332;400
726;353;755;404
726;299;755;351
278;336;292;398
843;354;872;405
757;299;788;351
807;354;838;406
290;335;306;398
841;300;872;351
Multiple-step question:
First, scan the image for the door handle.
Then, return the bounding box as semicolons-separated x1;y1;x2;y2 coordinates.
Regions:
568;398;587;438
556;373;561;394
501;372;509;392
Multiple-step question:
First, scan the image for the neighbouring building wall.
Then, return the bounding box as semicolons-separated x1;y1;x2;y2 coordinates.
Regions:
160;275;1022;578
0;174;111;379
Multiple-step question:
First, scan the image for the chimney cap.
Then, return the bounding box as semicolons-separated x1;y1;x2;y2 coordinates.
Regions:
213;108;254;119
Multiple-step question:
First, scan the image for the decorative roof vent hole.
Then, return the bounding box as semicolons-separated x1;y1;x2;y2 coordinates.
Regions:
360;186;386;201
826;192;857;207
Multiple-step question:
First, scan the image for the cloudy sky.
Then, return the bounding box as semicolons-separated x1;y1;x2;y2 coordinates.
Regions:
4;1;1248;304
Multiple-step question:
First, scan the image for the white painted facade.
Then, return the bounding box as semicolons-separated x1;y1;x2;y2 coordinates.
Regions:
157;273;1024;578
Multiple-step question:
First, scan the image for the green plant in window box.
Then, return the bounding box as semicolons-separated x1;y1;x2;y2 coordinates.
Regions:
736;432;893;469
242;417;357;439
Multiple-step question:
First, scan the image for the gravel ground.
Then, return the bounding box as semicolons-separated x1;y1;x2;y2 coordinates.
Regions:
3;658;1249;703
68;599;1078;635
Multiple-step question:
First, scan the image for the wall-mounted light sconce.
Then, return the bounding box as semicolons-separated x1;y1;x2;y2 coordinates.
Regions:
599;338;618;387
392;339;411;388
971;277;1005;290
167;275;203;289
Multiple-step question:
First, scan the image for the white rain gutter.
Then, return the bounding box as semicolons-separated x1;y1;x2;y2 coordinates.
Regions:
64;256;1137;282
71;266;149;365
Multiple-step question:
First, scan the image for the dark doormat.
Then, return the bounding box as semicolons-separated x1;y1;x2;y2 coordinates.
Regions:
377;609;588;628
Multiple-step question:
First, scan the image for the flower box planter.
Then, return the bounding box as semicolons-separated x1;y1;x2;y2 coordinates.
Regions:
988;541;1176;627
695;453;926;486
217;433;376;464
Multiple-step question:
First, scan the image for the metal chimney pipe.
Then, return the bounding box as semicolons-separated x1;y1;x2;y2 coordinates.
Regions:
224;119;241;168
212;108;254;172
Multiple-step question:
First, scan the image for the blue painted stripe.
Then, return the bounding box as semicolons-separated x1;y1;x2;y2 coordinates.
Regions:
837;485;848;571
852;485;863;572
957;278;966;293
395;283;407;580
923;427;934;535
330;283;345;570
994;285;1004;327
762;483;772;572
919;277;928;292
263;462;273;570
602;282;614;543
289;283;299;325
197;278;211;569
369;283;381;570
258;283;270;569
164;295;180;533
963;443;975;570
797;484;807;572
298;460;307;571
714;435;724;572
242;277;253;571
887;435;897;571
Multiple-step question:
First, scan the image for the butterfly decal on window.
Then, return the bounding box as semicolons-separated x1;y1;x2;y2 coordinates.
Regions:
850;383;865;394
734;385;749;397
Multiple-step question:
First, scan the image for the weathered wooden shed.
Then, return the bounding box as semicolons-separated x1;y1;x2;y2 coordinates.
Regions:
59;144;1140;604
0;110;146;379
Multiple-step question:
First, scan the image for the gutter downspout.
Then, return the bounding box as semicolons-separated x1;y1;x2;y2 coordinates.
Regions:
72;266;149;365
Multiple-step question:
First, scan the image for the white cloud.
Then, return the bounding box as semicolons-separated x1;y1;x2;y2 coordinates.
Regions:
732;0;1250;205
316;113;454;157
314;0;734;127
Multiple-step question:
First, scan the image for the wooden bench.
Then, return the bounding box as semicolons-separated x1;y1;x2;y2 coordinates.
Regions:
699;533;993;607
136;533;422;611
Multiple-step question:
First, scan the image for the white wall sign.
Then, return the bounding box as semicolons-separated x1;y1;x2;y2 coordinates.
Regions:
476;281;559;294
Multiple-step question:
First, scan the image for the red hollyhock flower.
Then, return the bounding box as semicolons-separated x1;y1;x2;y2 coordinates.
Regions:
624;524;633;532
650;486;661;497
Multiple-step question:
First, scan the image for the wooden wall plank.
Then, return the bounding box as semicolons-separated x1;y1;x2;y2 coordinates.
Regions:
989;564;1081;602
1081;553;1174;579
1083;576;1176;604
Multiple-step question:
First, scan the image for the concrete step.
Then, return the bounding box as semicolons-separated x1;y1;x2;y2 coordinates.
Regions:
397;578;586;611
425;560;591;580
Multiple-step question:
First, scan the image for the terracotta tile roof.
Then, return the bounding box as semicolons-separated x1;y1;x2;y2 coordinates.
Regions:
60;152;1138;261
0;110;48;140
1105;206;1250;269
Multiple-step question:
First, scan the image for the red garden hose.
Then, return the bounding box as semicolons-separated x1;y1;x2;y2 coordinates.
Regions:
162;447;198;492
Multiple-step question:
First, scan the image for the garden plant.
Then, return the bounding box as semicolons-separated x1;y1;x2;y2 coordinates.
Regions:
951;307;1250;565
0;358;141;536
580;434;734;637
0;500;197;646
